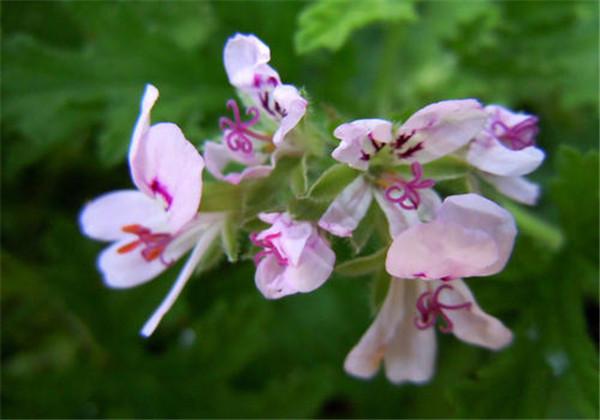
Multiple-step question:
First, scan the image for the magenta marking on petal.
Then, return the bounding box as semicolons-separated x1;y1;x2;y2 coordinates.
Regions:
414;272;427;278
396;142;424;159
491;116;538;150
413;284;472;333
219;99;272;154
250;232;288;266
150;178;173;210
119;224;173;265
383;162;435;210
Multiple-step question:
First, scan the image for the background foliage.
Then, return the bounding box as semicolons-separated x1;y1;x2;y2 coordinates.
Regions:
2;0;598;418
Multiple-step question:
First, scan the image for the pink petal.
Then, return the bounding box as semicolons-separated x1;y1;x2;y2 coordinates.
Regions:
332;119;393;170
255;254;297;299
344;279;436;384
260;214;313;266
467;136;545;176
384;280;437;384
131;123;204;232
80;190;168;241
204;141;273;185
223;33;279;90
129;84;159;192
272;84;308;146
282;234;335;293
439;279;513;350
319;176;373;237
396;99;487;164
481;174;540;205
386;194;516;280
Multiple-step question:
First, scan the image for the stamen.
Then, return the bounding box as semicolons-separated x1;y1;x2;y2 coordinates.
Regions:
414;284;472;333
119;224;173;265
250;232;289;266
219;99;272;154
383;162;435;210
491;116;538;150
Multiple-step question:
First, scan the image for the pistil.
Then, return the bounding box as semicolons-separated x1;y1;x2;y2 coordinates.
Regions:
382;162;435;210
219;99;272;155
414;284;472;333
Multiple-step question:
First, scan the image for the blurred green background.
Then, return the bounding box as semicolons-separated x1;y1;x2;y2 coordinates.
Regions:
2;0;598;418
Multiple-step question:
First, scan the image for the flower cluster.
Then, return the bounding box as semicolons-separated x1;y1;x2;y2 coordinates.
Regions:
80;33;544;384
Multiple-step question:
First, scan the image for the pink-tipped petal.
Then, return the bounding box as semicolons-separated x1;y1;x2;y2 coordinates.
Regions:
386;194;516;280
439;279;513;350
467;137;545;176
332;119;393;170
319;176;373;237
481;174;540;206
283;235;335;293
396;99;487;164
132;123;204;232
129;84;159;192
384;280;437;384
204;141;273;185
272;84;308;146
80;190;168;242
223;33;279;89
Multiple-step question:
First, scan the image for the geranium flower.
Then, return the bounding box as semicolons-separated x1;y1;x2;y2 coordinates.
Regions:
205;34;308;184
250;212;335;299
344;193;515;384
332;99;487;170
80;84;223;336
466;105;545;205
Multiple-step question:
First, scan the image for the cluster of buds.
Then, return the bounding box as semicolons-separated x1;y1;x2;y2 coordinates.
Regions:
80;34;544;384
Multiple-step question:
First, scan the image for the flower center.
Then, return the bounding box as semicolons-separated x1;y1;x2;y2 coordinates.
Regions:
254;74;287;119
219;99;272;155
359;133;386;161
414;284;472;333
117;224;173;265
381;162;435;210
391;129;424;160
491;116;538;150
249;231;289;266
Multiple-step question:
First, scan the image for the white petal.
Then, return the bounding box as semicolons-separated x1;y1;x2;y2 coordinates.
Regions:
130;123;205;232
467;137;545;176
129;84;159;191
283;234;335;293
223;33;279;89
384;280;436;384
272;84;308;146
396;99;487;164
204;141;273;185
439;279;513;350
481;173;540;205
319;176;373;237
332;119;393;170
80;190;168;242
344;279;406;379
98;241;170;289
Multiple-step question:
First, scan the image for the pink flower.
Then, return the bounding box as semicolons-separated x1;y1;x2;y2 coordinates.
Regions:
386;193;517;281
332;99;487;170
466;105;545;205
318;163;438;238
251;212;335;299
205;34;308;184
344;277;512;384
80;84;223;336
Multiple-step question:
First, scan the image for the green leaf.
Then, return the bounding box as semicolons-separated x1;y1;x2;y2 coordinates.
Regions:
295;0;416;54
221;216;240;263
290;155;309;196
335;247;386;277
